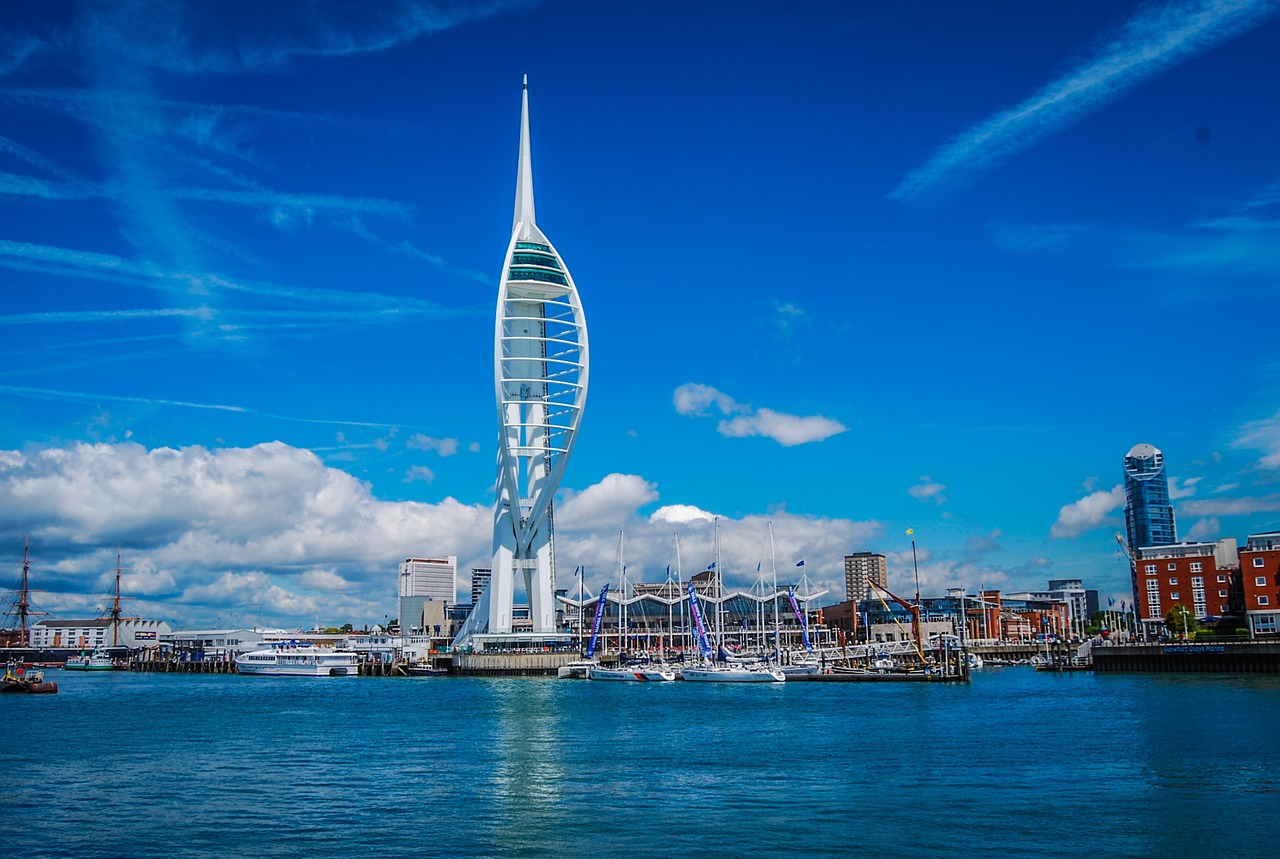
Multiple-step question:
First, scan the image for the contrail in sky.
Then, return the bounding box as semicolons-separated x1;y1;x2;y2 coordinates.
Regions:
891;0;1280;201
0;384;400;429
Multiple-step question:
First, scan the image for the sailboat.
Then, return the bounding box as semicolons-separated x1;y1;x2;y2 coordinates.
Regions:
681;520;784;683
65;549;131;671
557;567;598;679
589;532;675;681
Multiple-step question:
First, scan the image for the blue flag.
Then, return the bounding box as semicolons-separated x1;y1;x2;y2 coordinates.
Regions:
708;561;716;569
1108;596;1115;607
796;560;805;567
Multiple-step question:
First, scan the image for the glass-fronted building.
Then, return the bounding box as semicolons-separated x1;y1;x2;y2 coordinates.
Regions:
1123;443;1177;551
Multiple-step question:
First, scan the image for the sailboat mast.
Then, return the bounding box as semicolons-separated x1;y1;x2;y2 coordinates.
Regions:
768;521;780;661
18;534;32;645
111;548;124;648
713;518;723;656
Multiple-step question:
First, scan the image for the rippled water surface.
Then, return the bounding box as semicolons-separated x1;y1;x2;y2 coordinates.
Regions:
3;668;1277;857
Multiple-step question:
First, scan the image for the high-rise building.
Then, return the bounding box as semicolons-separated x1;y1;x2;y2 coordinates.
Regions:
1123;443;1177;552
398;557;457;602
470;568;492;607
453;77;589;649
844;552;887;602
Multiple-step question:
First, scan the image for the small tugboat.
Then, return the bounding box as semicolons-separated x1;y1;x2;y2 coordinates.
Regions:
2;661;58;694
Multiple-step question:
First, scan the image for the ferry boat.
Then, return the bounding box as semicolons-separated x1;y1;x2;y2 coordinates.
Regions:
65;648;116;671
235;644;359;677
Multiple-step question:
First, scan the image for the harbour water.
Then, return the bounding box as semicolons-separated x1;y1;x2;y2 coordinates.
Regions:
3;667;1277;857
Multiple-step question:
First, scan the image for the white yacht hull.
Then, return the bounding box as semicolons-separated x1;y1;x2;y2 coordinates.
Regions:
588;666;676;682
682;665;785;683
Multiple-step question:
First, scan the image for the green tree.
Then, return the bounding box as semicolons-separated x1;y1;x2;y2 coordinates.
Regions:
1164;604;1198;639
341;623;354;634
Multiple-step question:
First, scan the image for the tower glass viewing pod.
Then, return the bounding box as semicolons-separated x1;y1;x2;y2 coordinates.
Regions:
454;77;589;651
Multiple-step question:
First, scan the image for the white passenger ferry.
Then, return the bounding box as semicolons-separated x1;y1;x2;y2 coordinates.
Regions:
235;644;360;677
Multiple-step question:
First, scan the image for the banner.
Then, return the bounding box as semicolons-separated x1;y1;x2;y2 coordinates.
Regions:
687;581;713;659
586;583;609;658
787;584;813;652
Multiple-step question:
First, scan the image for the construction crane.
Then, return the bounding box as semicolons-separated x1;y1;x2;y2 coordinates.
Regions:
1115;533;1140;639
868;581;924;661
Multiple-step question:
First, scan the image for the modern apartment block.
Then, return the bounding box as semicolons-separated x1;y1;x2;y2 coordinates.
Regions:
844;552;888;602
1135;539;1239;635
1240;531;1280;637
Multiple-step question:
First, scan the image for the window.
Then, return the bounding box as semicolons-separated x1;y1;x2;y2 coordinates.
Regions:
1192;577;1204;587
1168;563;1178;571
1218;575;1227;582
1146;579;1159;592
1190;562;1203;572
1171;592;1180;600
1255;557;1266;567
1169;578;1178;586
1260;595;1271;606
1219;590;1228;598
1256;614;1278;634
1257;577;1267;587
1145;564;1157;573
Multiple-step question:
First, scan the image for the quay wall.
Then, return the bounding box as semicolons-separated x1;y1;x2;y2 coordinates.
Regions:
1093;642;1280;674
453;651;582;676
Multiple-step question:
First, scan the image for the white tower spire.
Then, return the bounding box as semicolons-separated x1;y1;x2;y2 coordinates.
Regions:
454;77;589;649
513;74;536;235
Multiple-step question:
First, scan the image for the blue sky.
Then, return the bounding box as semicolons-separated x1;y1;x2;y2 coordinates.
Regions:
3;0;1280;630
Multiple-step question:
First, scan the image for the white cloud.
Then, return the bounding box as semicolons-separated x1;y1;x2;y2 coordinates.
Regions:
673;383;847;447
0;441;492;625
1181;494;1280;516
407;434;460;456
300;568;354;592
717;408;847;447
1168;476;1201;499
1235;409;1280;468
892;0;1280;200
403;465;435;483
1051;484;1125;538
908;476;947;505
1184;517;1221;542
650;504;715;526
0;442;883;626
673;383;741;417
557;473;659;532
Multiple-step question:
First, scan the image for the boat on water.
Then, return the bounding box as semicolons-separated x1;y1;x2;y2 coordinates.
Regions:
781;656;823;678
2;661;58;694
588;664;677;682
235;644;359;677
64;648;116;671
405;664;447;677
556;658;597;679
680;521;785;684
682;663;785;682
